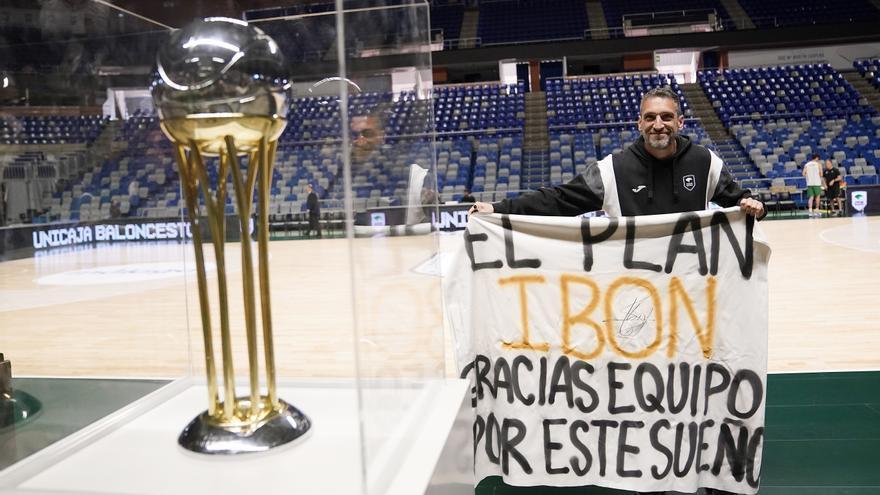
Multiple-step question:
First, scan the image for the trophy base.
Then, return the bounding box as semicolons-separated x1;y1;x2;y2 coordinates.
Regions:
0;389;42;430
178;397;311;455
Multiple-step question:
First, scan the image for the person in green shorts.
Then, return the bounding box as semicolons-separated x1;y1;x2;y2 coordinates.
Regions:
802;154;824;217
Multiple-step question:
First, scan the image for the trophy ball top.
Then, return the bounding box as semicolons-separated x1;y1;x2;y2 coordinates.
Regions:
151;17;290;123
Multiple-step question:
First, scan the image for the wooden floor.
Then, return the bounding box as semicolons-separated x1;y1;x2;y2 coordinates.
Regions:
1;215;878;379
762;215;880;372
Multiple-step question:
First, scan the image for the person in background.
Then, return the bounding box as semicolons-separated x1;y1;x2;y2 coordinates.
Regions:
305;183;321;239
822;159;842;216
460;188;476;203
0;182;6;226
109;200;121;218
802;154;824;217
420;186;438;223
128;179;139;200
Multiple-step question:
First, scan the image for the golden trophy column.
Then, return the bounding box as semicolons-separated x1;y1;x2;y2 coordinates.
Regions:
151;17;310;455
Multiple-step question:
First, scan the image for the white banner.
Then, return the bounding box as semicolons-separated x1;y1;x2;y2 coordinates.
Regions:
444;208;771;493
728;42;880;70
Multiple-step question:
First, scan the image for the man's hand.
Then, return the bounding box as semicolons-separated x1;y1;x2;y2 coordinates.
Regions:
468;202;494;215
739;197;764;217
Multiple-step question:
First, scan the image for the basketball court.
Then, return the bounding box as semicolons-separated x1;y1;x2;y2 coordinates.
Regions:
2;210;880;495
3;215;879;378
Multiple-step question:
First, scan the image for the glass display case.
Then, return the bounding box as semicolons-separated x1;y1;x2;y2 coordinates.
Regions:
0;2;471;493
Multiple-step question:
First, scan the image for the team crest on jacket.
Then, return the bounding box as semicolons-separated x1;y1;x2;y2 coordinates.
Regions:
683;174;696;191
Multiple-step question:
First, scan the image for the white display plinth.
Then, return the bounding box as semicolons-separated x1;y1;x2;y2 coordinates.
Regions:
0;380;473;495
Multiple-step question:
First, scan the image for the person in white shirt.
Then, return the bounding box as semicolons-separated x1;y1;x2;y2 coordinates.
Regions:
128;179;139;199
802;154;824;217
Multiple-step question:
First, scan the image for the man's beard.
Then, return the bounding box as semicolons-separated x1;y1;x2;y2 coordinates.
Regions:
643;131;675;150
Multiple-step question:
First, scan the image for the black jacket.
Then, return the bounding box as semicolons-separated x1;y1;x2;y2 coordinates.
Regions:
307;192;320;217
493;135;757;218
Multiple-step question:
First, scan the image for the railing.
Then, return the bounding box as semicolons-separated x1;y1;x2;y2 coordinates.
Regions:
719;16;777;30
442;36;482;49
480;34;584;47
726;109;875;123
279;126;526;148
434;79;513;89
546;71;670;83
623;8;718;26
576;10;880;43
431;0;465;7
621;8;720;35
582;26;624;39
547;118;706;133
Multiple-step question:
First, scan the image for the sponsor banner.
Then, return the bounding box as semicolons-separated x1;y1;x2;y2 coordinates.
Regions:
431;207;470;231
851;191;867;212
32;221;193;249
354;204;473;231
444;208;771;493
846;185;880;216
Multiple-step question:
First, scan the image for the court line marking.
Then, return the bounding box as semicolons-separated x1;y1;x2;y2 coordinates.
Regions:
818;217;880;253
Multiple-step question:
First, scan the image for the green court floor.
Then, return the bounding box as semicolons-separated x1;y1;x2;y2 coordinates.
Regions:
3;372;878;493
1;377;169;470
476;371;880;495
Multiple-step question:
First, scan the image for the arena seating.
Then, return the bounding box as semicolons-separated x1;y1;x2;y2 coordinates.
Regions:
544;132;593;185
735;0;880;29
854;59;880;92
434;83;525;133
476;0;588;45
436;138;474;201
698;64;876;127
36;82;526;220
318;83;524;203
74;116;177;220
593;125;714;158
465;135;523;201
286;84;523;141
20;62;880;223
546;73;690;127
732;117;880;188
0;115;106;145
697;63;879;207
544;73;708;188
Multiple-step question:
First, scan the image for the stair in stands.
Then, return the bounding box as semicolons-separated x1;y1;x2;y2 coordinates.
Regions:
842;71;880;114
524;91;549;152
522;150;549;190
719;0;755;29
713;138;760;183
680;82;730;142
585;0;610;39
458;7;480;48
